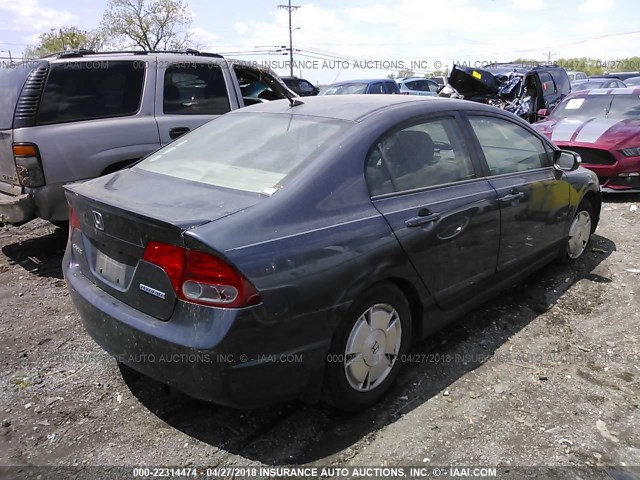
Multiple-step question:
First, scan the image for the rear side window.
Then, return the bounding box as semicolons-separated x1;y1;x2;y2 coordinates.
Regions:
384;81;399;94
37;61;144;125
366;117;475;196
0;64;36;129
164;63;230;115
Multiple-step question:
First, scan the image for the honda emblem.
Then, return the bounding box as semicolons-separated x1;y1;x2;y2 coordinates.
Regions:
92;211;104;231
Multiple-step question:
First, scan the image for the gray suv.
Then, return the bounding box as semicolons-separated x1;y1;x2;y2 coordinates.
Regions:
0;49;294;225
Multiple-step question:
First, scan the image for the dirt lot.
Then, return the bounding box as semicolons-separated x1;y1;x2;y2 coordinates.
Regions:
0;196;639;479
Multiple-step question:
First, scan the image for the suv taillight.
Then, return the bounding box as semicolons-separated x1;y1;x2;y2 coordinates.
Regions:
13;143;45;188
142;242;260;308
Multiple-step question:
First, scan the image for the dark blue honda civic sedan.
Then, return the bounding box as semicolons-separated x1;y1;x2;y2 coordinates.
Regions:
63;95;601;410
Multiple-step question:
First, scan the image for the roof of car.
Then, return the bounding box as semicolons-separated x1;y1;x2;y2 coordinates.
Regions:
396;77;437;82
485;63;552;72
231;94;510;122
326;79;395;86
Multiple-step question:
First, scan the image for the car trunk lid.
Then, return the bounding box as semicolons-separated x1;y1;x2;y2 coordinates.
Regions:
66;168;263;320
448;65;502;99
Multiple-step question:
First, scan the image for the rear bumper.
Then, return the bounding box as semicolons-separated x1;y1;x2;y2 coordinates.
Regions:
0;191;35;225
63;248;330;409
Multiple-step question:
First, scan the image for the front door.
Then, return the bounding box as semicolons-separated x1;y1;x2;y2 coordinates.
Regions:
466;114;571;271
155;61;233;146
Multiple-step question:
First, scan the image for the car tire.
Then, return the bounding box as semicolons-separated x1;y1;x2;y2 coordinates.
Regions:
325;283;412;411
558;199;594;263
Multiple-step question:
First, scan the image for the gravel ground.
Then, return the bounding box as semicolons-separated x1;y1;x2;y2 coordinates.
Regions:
0;196;639;479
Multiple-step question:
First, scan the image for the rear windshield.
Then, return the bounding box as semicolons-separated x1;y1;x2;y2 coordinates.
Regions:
135;112;351;194
0;63;37;130
550;94;640;119
323;83;368;95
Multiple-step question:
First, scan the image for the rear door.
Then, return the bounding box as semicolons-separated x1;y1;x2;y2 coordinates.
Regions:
0;64;35;195
156;60;234;146
367;114;501;308
465;114;570;270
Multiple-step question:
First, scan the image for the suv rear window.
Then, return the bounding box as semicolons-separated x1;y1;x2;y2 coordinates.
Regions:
37;61;145;125
164;63;230;115
0;64;36;130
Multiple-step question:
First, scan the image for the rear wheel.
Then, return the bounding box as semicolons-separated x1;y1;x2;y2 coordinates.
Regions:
559;200;594;262
325;283;411;410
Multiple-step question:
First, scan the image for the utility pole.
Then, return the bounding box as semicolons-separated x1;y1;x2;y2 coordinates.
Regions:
544;51;556;65
278;0;300;77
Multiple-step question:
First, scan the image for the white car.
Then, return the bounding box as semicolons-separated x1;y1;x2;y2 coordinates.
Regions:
566;71;587;81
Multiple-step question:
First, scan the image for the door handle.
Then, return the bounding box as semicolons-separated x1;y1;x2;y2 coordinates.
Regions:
405;208;440;227
498;192;525;203
169;127;190;139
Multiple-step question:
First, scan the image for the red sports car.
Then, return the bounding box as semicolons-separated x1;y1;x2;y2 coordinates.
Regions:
534;87;640;192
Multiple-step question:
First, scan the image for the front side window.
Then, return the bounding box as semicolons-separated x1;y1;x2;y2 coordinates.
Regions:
538;72;557;95
37;61;144;124
369;83;386;94
366;117;476;196
234;66;289;104
297;80;316;93
136;112;351;194
469;116;550;175
164;63;230;115
406;80;438;92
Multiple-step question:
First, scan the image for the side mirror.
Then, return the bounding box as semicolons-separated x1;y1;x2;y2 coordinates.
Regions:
538;108;550;118
554;150;580;172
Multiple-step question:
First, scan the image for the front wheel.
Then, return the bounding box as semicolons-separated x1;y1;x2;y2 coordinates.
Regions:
559;200;594;262
325;283;412;411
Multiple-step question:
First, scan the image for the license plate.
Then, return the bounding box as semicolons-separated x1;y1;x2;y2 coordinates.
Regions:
94;248;129;287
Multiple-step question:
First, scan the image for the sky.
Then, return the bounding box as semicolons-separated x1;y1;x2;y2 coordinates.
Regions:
0;0;639;84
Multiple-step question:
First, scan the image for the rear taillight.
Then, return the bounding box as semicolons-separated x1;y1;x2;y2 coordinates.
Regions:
68;204;81;239
142;242;260;308
13;143;45;188
142;242;185;294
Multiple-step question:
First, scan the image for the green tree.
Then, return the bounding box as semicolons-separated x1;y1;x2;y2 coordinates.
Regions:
24;26;105;58
101;0;193;50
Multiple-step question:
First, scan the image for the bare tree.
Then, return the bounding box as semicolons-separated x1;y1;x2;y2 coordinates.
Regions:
101;0;193;51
